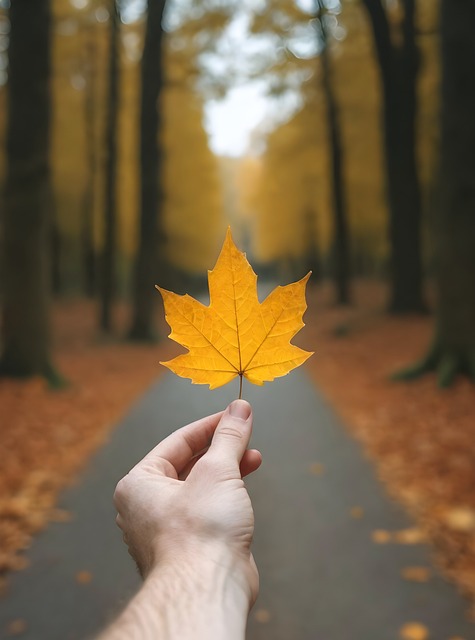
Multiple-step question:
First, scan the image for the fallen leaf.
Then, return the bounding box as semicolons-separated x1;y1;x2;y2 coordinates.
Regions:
399;622;429;639
372;529;391;544
309;463;325;476
350;506;364;519
401;566;431;583
49;509;73;523
6;619;27;636
0;576;7;596
75;570;93;584
254;609;271;623
443;508;475;532
394;528;427;545
448;636;465;640
157;228;313;391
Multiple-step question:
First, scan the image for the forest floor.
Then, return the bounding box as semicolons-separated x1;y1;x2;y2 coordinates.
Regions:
302;280;475;614
0;300;173;596
1;282;475;617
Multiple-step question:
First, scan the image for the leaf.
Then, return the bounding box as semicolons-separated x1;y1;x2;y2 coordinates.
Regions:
6;619;28;636
371;529;391;544
443;507;475;532
393;528;427;544
399;622;429;640
309;462;325;476
75;570;93;584
401;566;431;583
254;609;272;623
156;229;313;391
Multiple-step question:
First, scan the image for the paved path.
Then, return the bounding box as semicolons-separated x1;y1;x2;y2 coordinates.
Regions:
1;371;474;640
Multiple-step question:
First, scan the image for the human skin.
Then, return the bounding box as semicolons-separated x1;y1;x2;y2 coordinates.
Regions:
98;399;262;640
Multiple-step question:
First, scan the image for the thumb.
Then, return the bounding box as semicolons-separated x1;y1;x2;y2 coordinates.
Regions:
208;400;253;470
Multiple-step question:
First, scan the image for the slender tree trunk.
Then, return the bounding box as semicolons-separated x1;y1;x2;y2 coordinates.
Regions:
316;0;351;304
50;204;62;296
361;0;425;313
0;0;57;381
82;21;98;298
128;0;167;341
99;0;119;331
395;0;475;386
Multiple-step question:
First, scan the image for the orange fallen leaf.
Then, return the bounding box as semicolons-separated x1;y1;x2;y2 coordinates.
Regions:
49;509;73;523
401;566;431;583
76;570;93;584
254;609;271;623
443;507;475;532
309;463;325;476
350;506;364;519
6;619;27;636
157;229;313;394
0;576;8;596
372;529;391;544
399;622;429;639
394;528;427;545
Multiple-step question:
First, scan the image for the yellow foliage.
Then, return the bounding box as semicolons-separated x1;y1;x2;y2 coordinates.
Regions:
240;0;440;269
157;229;312;390
162;46;224;272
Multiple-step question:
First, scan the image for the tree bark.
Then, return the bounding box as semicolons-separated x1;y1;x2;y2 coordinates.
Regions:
361;0;425;313
394;0;475;386
316;0;351;305
128;0;167;341
0;0;57;381
99;0;120;332
81;19;98;298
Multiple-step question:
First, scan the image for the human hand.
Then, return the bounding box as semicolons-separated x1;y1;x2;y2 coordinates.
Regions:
113;400;262;606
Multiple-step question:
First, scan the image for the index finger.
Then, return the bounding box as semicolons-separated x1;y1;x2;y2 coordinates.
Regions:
140;411;224;477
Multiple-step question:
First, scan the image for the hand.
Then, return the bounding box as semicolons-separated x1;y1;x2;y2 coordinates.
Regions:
113;400;262;606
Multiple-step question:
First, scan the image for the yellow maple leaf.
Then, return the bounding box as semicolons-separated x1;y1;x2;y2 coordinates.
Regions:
156;228;313;394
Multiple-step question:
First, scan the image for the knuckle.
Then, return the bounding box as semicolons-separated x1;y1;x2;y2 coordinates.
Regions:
113;476;131;506
218;424;244;440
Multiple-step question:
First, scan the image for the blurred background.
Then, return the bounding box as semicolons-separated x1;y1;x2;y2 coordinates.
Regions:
1;0;475;638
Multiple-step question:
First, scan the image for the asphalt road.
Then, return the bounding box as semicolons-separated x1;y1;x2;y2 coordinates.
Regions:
1;371;474;639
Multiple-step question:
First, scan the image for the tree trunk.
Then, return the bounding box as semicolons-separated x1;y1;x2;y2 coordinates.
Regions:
128;0;167;341
394;0;475;386
361;0;425;313
81;20;98;298
316;0;351;305
99;0;120;332
0;0;57;381
51;204;62;296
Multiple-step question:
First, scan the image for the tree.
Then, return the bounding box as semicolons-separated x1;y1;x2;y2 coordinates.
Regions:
81;14;99;298
397;0;475;386
99;0;120;331
361;0;425;313
247;0;351;301
316;0;351;304
128;0;167;341
0;0;58;381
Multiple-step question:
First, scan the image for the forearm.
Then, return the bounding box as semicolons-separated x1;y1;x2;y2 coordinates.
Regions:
98;548;251;640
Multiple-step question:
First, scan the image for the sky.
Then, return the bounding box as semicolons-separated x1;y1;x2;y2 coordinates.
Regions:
70;0;310;159
204;84;270;157
120;0;275;158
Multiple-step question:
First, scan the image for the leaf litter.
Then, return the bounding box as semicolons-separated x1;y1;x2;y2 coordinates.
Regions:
0;301;171;594
303;281;475;616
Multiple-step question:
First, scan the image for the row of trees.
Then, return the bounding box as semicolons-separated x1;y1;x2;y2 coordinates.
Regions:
0;0;474;386
0;0;224;381
238;0;475;385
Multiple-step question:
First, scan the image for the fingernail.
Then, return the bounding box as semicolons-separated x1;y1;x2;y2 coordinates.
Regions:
228;399;252;421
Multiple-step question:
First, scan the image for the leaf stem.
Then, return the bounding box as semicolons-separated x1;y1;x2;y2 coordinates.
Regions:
239;374;243;400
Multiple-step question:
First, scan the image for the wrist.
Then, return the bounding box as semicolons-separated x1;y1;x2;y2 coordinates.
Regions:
151;539;253;603
146;544;251;639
